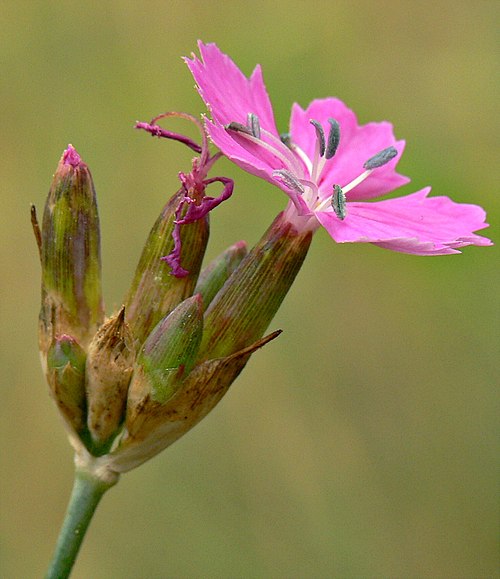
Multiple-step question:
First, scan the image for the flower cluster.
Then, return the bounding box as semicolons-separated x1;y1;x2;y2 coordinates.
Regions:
36;41;492;579
35;42;491;481
34;125;309;480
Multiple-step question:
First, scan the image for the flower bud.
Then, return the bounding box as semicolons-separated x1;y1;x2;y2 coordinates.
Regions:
194;241;248;307
85;307;135;453
126;295;204;438
46;334;87;434
125;189;209;347
37;145;104;364
197;212;312;361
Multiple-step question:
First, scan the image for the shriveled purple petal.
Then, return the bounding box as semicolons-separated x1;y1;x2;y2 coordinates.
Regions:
177;175;234;224
135;121;202;153
162;247;189;277
315;188;492;255
161;198;190;277
162;175;234;277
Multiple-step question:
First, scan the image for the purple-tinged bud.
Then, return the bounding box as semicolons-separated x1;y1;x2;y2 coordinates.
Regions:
194;241;248;307
36;145;104;365
197;212;312;361
85;307;134;453
125;189;209;348
46;334;87;434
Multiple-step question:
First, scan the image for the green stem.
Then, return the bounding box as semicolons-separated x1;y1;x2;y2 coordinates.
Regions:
45;467;116;579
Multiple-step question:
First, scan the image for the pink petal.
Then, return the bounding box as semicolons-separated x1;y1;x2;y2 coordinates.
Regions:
290;99;410;200
187;42;302;200
315;188;492;255
185;42;278;135
205;119;308;212
205;119;281;182
289;99;359;162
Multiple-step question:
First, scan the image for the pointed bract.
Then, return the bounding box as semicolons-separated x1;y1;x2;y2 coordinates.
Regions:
85;307;135;452
109;331;280;472
46;334;87;434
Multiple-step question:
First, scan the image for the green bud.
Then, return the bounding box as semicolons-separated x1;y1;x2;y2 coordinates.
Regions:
127;294;204;420
85;307;135;452
109;330;280;473
125;189;209;348
197;212;312;361
194;240;248;307
36;145;104;363
46;334;87;434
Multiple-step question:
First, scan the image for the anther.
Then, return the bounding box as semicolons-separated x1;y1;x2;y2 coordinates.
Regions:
280;133;292;148
273;170;306;195
310;120;326;157
331;184;346;220
225;122;253;135
247;113;261;139
363;146;397;170
325;118;340;159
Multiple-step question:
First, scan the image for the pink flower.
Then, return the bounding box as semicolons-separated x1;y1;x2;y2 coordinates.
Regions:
186;42;491;255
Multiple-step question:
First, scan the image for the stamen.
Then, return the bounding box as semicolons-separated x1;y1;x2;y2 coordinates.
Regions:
310;120;326;157
290;143;313;175
280;132;292;148
257;127;305;176
226;123;304;176
273;170;306;195
247;113;261;139
226;121;253;135
342;169;371;195
297;178;319;197
331;184;346;220
325;118;340;159
363;146;397;169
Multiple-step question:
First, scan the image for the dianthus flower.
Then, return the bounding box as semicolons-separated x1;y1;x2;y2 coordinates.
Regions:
186;42;491;255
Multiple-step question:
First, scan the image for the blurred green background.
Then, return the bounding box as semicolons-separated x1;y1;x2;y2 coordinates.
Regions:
1;1;498;577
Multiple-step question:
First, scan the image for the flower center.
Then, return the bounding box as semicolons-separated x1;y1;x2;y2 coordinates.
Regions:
226;114;398;221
